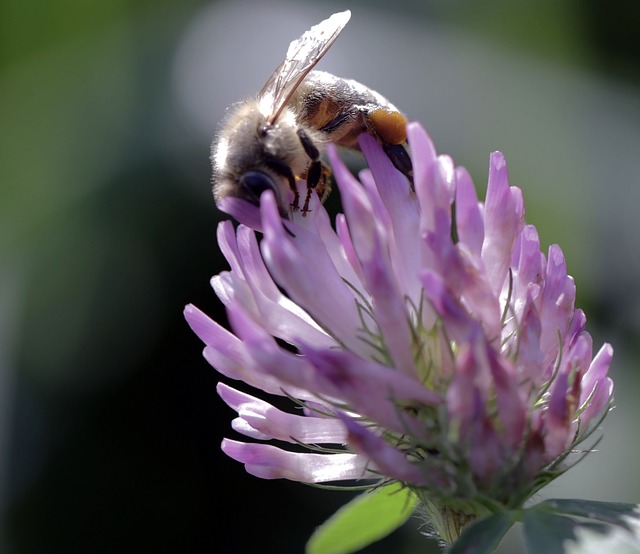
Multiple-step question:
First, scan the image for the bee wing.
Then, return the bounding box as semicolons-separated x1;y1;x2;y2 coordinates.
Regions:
258;10;351;123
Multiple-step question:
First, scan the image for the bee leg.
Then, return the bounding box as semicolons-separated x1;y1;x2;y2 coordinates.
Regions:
296;128;323;215
382;143;414;188
264;156;300;211
316;163;332;203
302;160;323;213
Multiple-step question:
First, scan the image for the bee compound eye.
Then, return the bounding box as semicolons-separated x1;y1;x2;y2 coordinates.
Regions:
237;171;279;206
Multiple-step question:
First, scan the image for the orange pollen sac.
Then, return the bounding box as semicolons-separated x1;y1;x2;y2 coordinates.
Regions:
369;109;408;145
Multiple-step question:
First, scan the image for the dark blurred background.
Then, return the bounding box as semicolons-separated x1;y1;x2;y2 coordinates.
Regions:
2;0;640;552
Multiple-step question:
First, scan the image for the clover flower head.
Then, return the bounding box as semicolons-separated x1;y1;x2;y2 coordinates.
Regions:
185;122;614;544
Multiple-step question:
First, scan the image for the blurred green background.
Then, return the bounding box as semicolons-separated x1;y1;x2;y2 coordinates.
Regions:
2;0;640;552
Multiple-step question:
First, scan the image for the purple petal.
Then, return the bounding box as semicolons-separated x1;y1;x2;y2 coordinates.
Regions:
301;346;441;437
579;377;614;434
509;226;545;338
554;334;593;444
184;303;232;348
259;191;370;357
481;152;523;297
407;122;454;236
217;197;263;231
468;414;503;482
446;349;482;442
201;344;301;401
580;343;613;404
579;343;614;428
514;225;544;291
426;223;501;339
329;145;382;263
329;146;417;376
215;302;319;400
313;197;367;295
224;302;317;390
216;220;244;276
566;332;594;377
522;426;546;479
407;122;437;207
447;351;503;481
210;270;241;307
185;304;287;395
336;213;366;286
360;134;411;195
420;271;482;343
357;169;394;234
359;136;423;301
234;225;336;347
566;309;587;349
539;245;576;369
361;240;417;376
221;439;374;482
544;371;572;461
455;166;484;258
514;292;544;387
339;413;439;486
485;345;526;452
217;383;348;444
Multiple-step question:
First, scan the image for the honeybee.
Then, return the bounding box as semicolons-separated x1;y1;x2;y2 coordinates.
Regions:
211;10;412;217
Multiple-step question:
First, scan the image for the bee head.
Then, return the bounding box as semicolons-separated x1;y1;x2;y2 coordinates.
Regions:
236;170;287;217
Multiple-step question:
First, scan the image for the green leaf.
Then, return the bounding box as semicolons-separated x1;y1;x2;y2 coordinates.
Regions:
522;510;582;554
447;511;516;554
519;500;640;553
538;498;640;532
306;483;417;554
